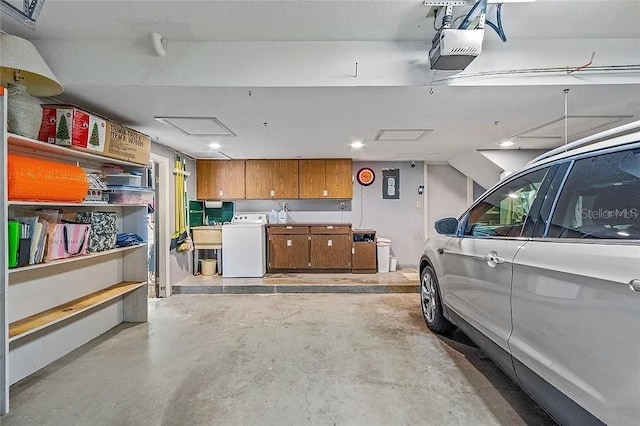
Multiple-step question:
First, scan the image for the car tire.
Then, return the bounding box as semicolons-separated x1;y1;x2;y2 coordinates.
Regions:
420;265;456;334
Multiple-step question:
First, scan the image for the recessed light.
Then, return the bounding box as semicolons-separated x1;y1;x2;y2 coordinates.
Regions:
500;140;515;147
209;142;221;149
351;141;364;149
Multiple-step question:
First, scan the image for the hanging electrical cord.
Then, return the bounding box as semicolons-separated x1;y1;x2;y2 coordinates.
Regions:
358;185;364;229
485;3;507;42
458;0;488;30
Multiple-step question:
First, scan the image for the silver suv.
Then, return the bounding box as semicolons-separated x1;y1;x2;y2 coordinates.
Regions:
419;124;640;425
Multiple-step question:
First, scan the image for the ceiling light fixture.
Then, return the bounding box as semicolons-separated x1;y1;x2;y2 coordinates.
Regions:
209;142;221;149
500;140;514;147
351;141;364;149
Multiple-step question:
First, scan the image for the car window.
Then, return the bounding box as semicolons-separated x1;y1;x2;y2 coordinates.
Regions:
547;147;640;240
463;168;549;238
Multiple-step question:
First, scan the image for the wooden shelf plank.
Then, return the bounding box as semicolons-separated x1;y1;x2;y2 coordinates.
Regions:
8;244;146;275
8;201;148;207
7;133;144;168
9;281;146;342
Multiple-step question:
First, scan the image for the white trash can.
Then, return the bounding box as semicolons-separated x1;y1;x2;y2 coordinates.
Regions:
376;238;391;273
389;256;398;272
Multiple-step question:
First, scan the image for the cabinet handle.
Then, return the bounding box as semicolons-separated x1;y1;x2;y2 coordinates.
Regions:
352;247;355;255
219;190;223;197
270;190;275;197
327;225;333;229
328;239;333;247
323;189;328;197
286;226;293;229
287;240;292;247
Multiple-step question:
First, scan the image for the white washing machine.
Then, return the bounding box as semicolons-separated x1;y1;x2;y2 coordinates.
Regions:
221;214;267;278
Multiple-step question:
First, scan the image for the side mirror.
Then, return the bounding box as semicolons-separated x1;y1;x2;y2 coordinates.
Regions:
435;217;459;235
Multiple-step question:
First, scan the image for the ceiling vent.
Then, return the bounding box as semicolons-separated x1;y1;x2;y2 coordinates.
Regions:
513;115;633;146
187;150;233;160
375;129;433;142
154;117;236;137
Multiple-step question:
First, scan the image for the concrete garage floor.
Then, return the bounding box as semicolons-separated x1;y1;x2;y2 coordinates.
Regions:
4;295;554;425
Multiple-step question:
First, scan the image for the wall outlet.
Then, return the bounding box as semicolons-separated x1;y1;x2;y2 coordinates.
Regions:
416;200;423;208
339;202;346;210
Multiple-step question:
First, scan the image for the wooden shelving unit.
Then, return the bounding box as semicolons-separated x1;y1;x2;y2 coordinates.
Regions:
1;107;150;414
8;244;145;274
7;133;143;167
8;201;148;207
9;281;146;342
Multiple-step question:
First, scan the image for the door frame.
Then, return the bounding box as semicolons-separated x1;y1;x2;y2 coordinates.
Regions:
150;153;172;297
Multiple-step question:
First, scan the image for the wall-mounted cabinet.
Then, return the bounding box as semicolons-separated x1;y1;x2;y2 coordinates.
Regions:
299;159;353;199
196;158;353;201
245;160;299;199
196;160;245;200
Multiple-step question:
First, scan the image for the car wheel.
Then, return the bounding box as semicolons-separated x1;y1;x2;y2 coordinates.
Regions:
420;265;456;334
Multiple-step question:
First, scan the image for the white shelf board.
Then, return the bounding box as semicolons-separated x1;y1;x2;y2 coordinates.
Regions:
9;244;147;275
7;133;145;168
8;201;148;207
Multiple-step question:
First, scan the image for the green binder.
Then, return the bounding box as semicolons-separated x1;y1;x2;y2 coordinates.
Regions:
8;221;20;268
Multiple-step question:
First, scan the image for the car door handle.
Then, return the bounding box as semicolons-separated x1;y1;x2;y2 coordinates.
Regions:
483;252;505;266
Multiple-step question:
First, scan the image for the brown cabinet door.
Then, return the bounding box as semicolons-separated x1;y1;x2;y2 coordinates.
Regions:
325;159;353;199
196;160;219;199
299;160;326;199
272;160;299;199
353;241;377;271
268;235;310;270
219;160;246;199
310;235;351;269
245;160;273;199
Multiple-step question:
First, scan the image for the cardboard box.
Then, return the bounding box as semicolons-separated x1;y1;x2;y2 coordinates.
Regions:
39;105;151;166
38;105;107;153
102;123;151;166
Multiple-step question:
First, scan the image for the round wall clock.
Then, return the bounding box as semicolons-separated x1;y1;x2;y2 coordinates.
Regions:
356;167;375;186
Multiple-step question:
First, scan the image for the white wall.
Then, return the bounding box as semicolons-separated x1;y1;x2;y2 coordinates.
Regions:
426;165;469;238
348;161;425;268
479;149;547;178
150;143;196;285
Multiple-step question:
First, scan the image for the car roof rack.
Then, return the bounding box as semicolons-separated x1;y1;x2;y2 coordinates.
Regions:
529;119;640;165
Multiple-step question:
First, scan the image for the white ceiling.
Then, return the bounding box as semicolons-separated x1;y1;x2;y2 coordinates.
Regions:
2;0;640;162
57;84;640;161
3;0;640;42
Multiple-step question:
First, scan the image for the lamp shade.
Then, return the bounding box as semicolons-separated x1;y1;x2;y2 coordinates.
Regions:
0;34;63;96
